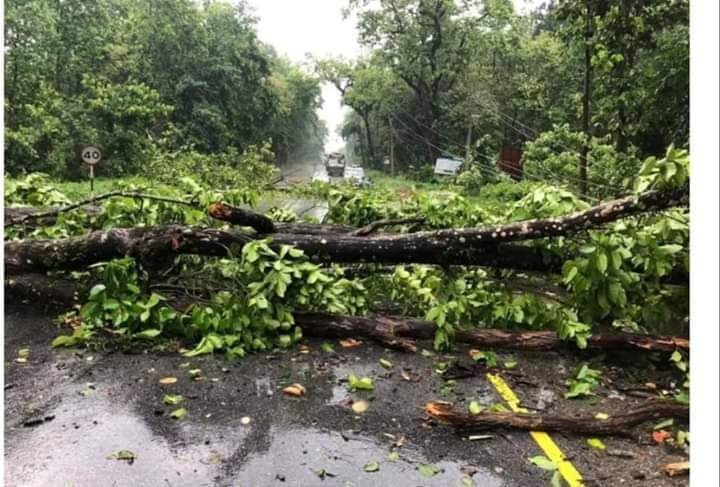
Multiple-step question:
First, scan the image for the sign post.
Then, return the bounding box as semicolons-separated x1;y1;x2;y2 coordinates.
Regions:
80;145;102;194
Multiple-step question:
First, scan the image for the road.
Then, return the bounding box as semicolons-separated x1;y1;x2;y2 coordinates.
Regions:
4;305;688;486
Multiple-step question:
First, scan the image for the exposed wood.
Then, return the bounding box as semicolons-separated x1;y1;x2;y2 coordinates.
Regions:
424;400;689;436
208;202;276;233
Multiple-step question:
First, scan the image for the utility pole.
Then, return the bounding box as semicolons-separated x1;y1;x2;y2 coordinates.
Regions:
580;0;592;198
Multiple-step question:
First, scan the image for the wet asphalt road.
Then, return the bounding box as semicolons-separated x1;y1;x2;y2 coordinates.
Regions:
4;305;542;487
4;304;689;487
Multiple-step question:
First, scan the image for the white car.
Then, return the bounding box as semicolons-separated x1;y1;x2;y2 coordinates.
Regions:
343;166;365;181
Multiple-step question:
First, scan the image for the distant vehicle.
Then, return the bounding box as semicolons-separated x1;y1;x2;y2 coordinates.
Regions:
325;152;346;177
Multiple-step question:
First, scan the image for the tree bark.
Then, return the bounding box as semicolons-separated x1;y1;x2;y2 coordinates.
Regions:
424;400;688;436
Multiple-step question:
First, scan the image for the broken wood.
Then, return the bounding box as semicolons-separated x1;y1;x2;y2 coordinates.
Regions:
424;400;689;436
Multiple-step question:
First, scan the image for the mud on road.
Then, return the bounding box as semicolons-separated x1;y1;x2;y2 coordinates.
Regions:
4;305;688;486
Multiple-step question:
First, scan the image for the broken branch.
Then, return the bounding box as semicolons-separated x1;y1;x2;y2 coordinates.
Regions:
424;400;689;436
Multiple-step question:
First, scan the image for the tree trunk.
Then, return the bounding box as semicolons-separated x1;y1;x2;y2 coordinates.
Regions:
5;187;687;275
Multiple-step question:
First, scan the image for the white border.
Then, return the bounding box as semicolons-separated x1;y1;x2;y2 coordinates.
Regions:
689;0;719;485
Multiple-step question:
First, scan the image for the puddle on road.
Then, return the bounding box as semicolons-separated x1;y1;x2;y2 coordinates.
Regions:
234;427;505;487
4;395;241;487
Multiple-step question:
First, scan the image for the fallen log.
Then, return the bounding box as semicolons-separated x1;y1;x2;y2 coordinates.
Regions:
5;276;689;354
4;224;563;275
5;226;250;275
424;400;688;436
295;313;689;353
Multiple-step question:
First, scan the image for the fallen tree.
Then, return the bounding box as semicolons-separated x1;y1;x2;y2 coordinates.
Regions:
4;275;689;354
424;400;689;436
4;187;688;275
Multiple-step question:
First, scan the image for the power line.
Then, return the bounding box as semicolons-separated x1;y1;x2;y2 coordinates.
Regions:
389;112;603;202
387;106;608;200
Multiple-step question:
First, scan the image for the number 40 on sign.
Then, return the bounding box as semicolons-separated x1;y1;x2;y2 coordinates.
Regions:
81;145;102;192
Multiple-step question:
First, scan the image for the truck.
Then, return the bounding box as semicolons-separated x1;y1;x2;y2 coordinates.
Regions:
325;152;346;178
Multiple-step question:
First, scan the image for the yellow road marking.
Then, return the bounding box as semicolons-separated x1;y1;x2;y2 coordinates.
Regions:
487;373;584;487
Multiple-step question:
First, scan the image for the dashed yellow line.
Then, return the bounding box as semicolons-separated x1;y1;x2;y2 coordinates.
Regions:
487;373;584;487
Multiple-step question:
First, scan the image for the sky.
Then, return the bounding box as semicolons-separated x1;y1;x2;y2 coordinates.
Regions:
247;0;543;153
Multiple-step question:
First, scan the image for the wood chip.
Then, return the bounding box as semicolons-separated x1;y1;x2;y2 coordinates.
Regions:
159;377;178;385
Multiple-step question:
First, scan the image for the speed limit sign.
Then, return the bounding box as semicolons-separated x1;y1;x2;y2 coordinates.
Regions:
81;146;102;165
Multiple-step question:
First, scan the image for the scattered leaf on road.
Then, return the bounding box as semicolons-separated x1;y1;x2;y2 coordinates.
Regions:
108;450;136;464
283;383;306;397
320;342;335;353
188;369;202;377
417;464;441;477
364;461;380;472
529;456;557;471
351;400;369;414
387;451;400;461
379;358;393;369
159;377;177;385
468;401;483;415
503;361;518;369
652;430;672;444
663;461;689;477
170;408;188;419
18;348;30;358
594;412;610;420
163;394;184;405
653;418;674;430
587;438;606;450
339;338;362;348
348;373;374;391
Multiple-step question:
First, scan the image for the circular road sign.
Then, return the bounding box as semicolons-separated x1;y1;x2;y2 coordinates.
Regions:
81;146;102;165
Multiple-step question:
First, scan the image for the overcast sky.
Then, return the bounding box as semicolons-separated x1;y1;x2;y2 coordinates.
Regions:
246;0;542;152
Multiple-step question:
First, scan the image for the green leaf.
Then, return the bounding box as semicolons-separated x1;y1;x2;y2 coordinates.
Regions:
320;342;335;353
529;455;557;471
596;253;608;274
348;373;374;391
416;464;441;477
89;284;106;297
170;408;188;420
503;361;518;370
379;358;393;369
102;299;120;310
468;401;483;415
550;470;562;487
163;394;184;405
387;451;400;462
653;418;674;430
363;461;380;472
587;438;606;450
135;329;161;339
